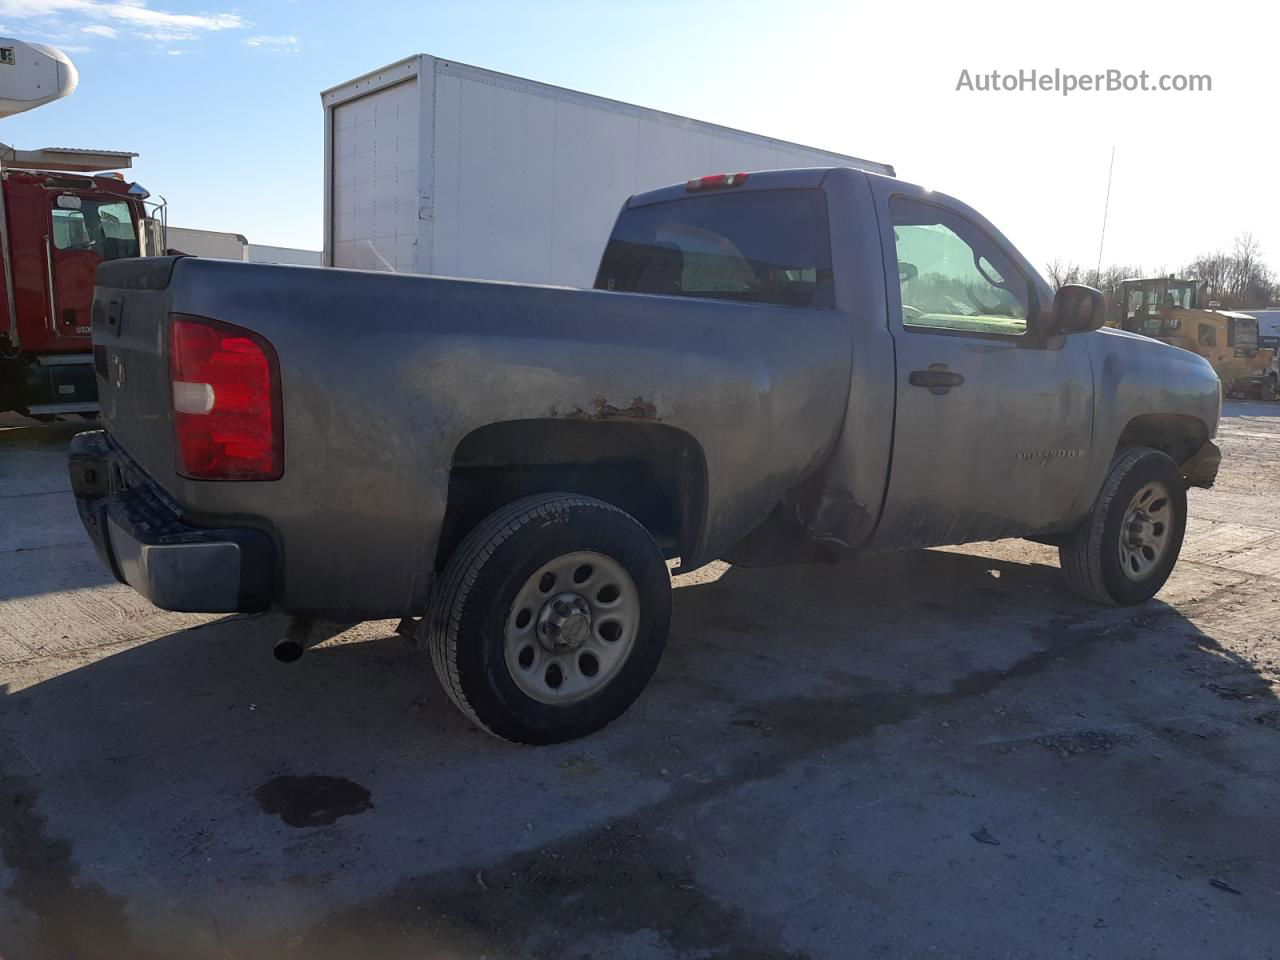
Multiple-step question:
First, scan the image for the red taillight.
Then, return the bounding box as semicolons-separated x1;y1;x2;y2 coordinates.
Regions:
169;315;282;480
685;172;749;191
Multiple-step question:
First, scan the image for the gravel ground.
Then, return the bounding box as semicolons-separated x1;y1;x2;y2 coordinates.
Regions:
0;404;1277;959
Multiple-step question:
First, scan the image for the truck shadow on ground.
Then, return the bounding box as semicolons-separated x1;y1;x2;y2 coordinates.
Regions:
1;547;1276;960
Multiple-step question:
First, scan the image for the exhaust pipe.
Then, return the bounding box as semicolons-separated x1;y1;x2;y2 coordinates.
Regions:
273;637;304;663
273;617;352;663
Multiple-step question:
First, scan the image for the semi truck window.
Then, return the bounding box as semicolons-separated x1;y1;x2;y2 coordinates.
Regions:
51;199;139;261
890;196;1029;337
595;189;833;308
52;209;92;249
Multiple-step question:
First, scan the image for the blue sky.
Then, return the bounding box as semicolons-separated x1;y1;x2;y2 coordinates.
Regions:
3;0;1277;275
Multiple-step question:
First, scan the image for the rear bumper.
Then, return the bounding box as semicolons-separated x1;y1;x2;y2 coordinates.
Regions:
68;430;274;612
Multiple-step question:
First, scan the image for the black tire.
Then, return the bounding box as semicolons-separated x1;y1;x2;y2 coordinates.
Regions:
1058;447;1187;606
422;493;671;744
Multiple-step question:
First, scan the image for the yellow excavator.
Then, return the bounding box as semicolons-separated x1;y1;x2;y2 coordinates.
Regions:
1114;276;1279;400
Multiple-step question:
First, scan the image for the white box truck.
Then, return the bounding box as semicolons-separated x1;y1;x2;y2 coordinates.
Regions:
321;55;894;287
248;243;323;267
1247;309;1280;349
167;227;322;266
167;226;249;260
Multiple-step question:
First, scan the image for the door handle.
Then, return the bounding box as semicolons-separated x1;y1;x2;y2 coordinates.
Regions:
908;365;965;395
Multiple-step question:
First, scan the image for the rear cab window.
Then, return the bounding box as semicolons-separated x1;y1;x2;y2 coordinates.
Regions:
595;189;834;309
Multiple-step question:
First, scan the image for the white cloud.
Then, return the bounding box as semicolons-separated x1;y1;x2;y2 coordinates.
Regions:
0;1;245;44
138;28;194;41
245;33;298;51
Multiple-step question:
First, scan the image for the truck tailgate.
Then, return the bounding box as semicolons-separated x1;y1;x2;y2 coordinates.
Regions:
91;257;183;486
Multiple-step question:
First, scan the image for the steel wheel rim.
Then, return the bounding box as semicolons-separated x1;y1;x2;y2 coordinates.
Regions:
1118;480;1173;581
503;550;640;705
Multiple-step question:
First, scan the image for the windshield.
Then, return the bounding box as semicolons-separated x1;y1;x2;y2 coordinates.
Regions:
51;197;140;261
1168;281;1196;309
1128;280;1194;319
595;188;833;308
1122;279;1197;335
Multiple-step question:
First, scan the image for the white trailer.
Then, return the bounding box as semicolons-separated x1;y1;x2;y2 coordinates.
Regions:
321;55;893;287
248;243;323;267
167;226;249;260
1245;309;1280;347
167;227;322;266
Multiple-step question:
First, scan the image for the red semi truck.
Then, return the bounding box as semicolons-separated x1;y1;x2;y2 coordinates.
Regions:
0;147;158;418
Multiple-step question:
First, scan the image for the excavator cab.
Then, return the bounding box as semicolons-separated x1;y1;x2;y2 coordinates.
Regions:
1116;276;1276;399
1118;277;1199;338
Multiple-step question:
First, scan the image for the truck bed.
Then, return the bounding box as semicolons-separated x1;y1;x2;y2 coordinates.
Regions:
89;256;854;617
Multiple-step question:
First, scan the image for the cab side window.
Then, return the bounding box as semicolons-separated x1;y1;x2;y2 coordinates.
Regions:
52;209;92;250
891;197;1030;337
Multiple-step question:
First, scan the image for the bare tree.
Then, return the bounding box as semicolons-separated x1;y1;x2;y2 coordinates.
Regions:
1047;232;1279;314
1096;265;1138;305
1242;264;1276;308
1226;233;1276;307
1185;251;1230;303
1044;259;1085;290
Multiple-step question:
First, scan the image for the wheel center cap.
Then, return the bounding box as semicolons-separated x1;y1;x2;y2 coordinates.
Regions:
1125;510;1151;546
537;592;592;652
561;614;590;647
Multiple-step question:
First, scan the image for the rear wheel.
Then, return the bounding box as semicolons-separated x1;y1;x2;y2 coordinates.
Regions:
423;493;671;744
1059;447;1187;605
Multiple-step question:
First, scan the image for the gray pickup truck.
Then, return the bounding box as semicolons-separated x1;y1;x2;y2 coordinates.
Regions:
70;167;1222;743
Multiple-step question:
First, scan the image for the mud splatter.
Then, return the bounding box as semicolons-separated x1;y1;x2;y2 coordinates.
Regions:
556;396;661;421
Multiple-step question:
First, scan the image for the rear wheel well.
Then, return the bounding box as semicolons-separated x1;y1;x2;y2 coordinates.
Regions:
436;420;707;570
1115;414;1209;467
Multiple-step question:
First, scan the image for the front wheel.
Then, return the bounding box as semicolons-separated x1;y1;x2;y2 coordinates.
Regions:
1058;447;1188;605
423;493;671;744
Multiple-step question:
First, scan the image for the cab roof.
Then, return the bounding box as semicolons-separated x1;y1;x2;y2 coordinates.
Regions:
626;167;848;209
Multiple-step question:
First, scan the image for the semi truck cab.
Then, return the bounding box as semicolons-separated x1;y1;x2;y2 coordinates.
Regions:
0;149;157;418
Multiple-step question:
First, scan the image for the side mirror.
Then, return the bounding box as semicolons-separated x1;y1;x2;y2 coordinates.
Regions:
1052;283;1106;334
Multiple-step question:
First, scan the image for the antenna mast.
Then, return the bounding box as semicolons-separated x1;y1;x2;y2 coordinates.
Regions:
1096;146;1116;277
